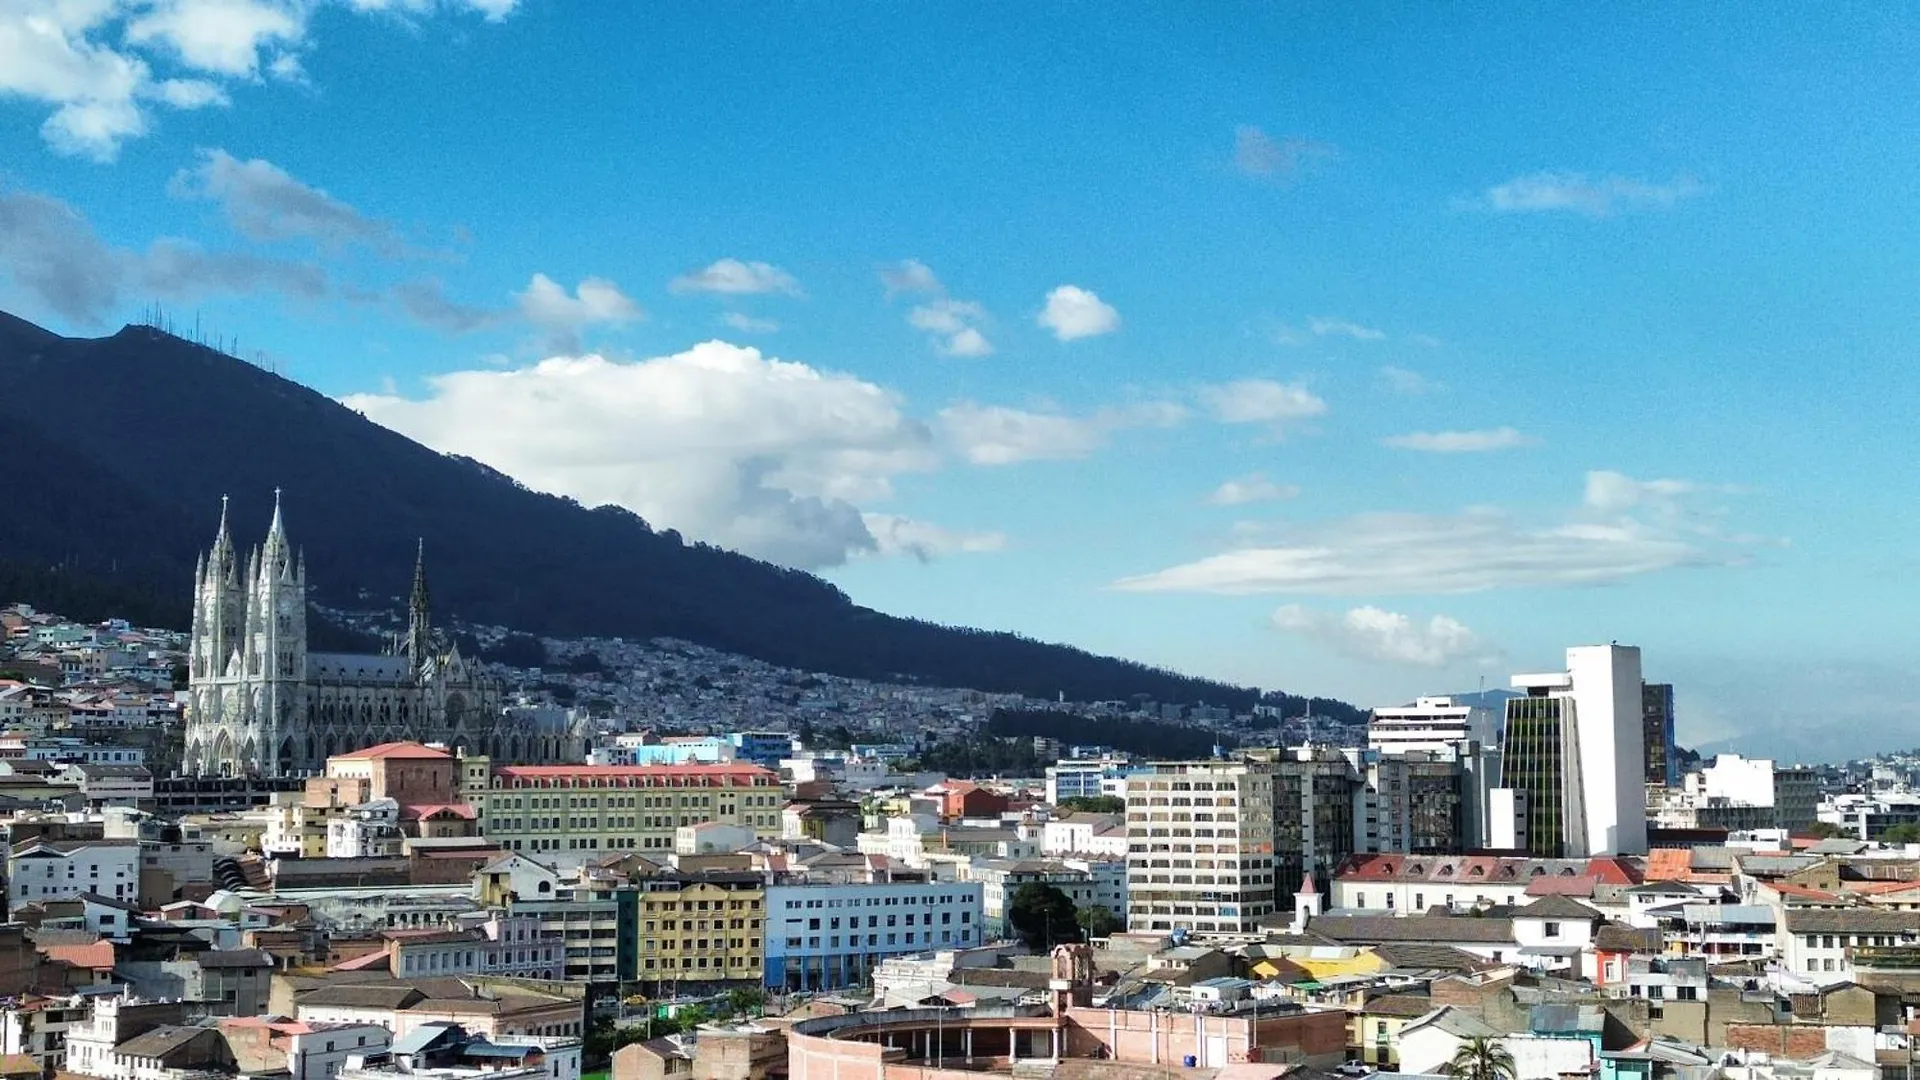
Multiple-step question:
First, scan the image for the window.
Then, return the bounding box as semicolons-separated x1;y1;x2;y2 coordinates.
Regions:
1544;921;1560;938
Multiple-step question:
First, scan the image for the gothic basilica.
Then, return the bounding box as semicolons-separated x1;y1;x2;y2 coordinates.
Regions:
183;494;582;776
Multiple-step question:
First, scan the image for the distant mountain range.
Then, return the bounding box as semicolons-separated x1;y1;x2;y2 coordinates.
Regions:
0;312;1354;716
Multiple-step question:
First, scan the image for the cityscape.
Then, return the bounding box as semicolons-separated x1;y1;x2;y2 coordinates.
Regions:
2;8;1917;1080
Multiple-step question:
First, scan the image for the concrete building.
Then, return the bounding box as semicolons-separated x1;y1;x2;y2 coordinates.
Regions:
1367;697;1497;757
763;880;984;991
1696;753;1820;834
1124;761;1277;935
1044;760;1131;805
1499;645;1649;858
7;838;139;907
632;871;766;994
463;763;783;863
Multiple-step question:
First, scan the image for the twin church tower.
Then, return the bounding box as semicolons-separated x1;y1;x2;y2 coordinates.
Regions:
182;492;507;777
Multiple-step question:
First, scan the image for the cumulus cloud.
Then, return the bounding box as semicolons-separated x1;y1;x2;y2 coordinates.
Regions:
0;0;518;161
1379;365;1441;396
1382;427;1535;453
908;298;993;357
669;258;802;297
1205;474;1299;506
862;513;1006;562
1113;471;1757;596
1471;171;1705;217
170;149;397;251
515;273;642;350
343;342;951;569
1037;285;1120;341
1272;605;1497;668
1233;125;1338;180
937;401;1185;466
0;189;328;324
1197;378;1328;436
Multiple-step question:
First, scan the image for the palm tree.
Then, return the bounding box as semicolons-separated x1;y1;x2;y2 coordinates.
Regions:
1444;1037;1517;1080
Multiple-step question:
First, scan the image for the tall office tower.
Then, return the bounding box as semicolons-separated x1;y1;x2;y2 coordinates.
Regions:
1642;683;1678;787
1271;747;1363;896
1123;762;1278;935
1366;751;1468;855
1499;645;1648;858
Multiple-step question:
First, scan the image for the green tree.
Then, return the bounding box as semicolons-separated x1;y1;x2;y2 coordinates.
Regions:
1076;905;1124;938
1008;883;1082;951
1805;821;1848;840
1443;1037;1516;1080
1057;796;1125;814
1881;823;1920;844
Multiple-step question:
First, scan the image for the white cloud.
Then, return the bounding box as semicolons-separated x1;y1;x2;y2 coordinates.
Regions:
1038;285;1120;341
1382;427;1535;453
1272;604;1497;668
1197;378;1327;435
126;0;304;77
515;273;641;349
1582;470;1735;515
937;401;1184;466
908;298;993;357
1114;472;1756;596
669;258;802;297
348;0;519;21
0;0;517;160
884;260;993;355
1205;474;1299;506
1473;171;1705;217
170;148;396;251
721;312;780;334
1379;365;1441;396
862;513;1006;562
342;341;947;569
880;259;940;297
1233;125;1338;179
1306;316;1384;341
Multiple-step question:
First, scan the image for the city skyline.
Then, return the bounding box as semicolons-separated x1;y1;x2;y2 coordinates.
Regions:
3;7;1916;759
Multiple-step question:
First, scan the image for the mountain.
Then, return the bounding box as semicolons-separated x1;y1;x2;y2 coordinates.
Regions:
0;313;1351;717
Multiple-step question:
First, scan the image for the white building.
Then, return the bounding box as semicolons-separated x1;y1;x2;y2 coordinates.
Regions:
7;839;140;906
674;822;757;855
1040;814;1128;859
1500;645;1648;857
1367;697;1497;757
328;800;405;859
222;1017;393;1080
763;880;984;991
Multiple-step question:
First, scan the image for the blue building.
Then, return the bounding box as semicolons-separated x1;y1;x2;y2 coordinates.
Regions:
763;880;984;991
1642;683;1678;787
730;731;793;768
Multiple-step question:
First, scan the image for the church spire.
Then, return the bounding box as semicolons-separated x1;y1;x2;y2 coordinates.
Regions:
209;494;235;579
407;538;431;669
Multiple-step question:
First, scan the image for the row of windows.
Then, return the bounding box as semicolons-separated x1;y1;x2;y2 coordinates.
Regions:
788;911;969;930
783;894;965;909
781;929;960;949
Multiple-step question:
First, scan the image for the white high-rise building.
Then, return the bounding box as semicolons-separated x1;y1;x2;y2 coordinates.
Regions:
1499;644;1648;857
1368;696;1499;757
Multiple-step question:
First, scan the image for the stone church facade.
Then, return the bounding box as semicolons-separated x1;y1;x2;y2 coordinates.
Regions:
183;494;582;776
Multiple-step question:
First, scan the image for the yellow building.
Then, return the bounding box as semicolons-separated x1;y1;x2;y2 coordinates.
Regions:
463;762;784;857
636;871;766;993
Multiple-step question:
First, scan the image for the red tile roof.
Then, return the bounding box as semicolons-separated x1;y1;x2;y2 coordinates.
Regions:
492;764;777;786
40;940;115;970
335;741;451;760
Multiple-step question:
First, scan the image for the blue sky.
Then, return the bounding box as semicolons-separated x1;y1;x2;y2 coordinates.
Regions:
4;4;1918;760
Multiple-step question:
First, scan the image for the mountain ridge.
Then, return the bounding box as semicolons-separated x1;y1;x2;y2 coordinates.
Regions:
0;313;1362;720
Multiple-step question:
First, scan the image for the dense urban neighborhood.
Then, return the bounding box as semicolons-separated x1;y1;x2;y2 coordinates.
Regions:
5;544;1920;1080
